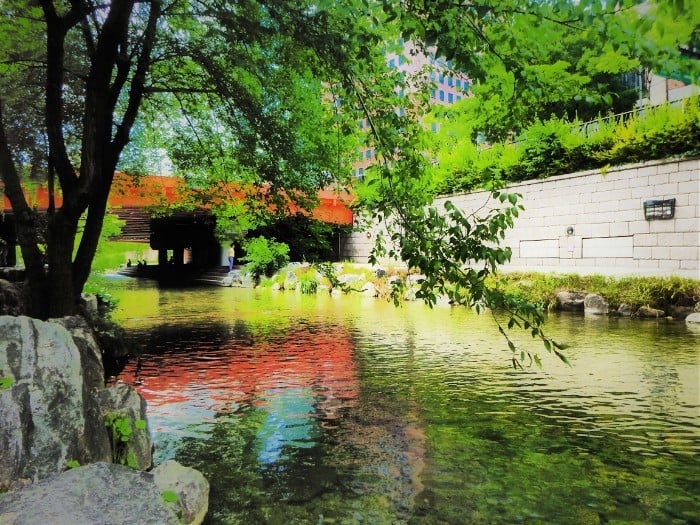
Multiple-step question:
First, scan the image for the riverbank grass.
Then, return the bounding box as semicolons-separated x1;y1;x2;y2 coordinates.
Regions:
490;272;700;314
265;263;699;317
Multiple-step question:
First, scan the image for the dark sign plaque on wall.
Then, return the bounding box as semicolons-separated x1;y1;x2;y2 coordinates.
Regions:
643;198;675;220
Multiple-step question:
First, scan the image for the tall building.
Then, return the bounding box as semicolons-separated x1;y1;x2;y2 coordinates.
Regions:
353;41;469;182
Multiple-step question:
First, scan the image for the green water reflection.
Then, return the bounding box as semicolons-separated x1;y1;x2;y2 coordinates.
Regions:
107;277;700;524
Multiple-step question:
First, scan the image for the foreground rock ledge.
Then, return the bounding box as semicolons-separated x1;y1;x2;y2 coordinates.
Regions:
0;315;209;524
0;461;208;525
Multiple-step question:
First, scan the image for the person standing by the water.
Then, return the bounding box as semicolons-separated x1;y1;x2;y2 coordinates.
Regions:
227;243;235;273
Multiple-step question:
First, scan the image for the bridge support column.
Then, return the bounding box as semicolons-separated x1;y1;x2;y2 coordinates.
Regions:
173;247;184;266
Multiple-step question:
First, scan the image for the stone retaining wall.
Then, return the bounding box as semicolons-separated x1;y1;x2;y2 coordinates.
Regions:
340;157;700;278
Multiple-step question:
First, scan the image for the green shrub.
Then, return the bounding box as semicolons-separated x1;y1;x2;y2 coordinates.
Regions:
438;97;700;193
240;236;290;279
489;272;700;312
298;271;319;294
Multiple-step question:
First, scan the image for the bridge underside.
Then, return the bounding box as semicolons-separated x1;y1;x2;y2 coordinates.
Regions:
148;211;221;269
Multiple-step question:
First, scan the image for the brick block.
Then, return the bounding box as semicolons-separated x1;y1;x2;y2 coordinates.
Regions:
658;161;679;174
612;178;631;190
684;232;700;245
673;205;697;219
589;223;611;237
680;259;699;271
670;246;700;261
651;246;671;259
647;173;670;186
634;246;652;259
629;221;650;235
657;232;685;246
673;218;700;232
650;182;679;196
637;165;659;177
638;259;660;268
634;233;658;246
649;220;679;233
520;239;559;258
616;209;643;222
674;194;689;206
678;158;700;173
670;170;697;183
678;179;699;192
632;186;655;199
583;236;633;258
617;198;640;211
658;258;680;269
629;175;649;188
610;222;630;236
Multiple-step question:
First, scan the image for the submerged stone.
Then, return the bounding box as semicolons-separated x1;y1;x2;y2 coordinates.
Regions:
584;294;609;316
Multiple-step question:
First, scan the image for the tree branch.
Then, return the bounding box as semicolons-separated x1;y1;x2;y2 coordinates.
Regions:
39;0;79;193
111;0;161;162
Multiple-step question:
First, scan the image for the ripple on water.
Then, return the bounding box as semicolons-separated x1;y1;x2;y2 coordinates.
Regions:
111;287;699;524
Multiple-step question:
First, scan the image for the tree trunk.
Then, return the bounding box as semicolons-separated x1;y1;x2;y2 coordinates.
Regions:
0;103;49;318
46;211;79;318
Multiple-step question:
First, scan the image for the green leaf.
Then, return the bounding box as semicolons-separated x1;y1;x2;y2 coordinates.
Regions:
0;376;14;390
161;490;179;504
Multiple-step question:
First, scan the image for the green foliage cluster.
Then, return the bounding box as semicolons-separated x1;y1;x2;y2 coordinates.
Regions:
298;269;319;295
104;412;147;469
433;97;700;194
247;214;345;263
490;272;700;313
240;237;290;279
0;373;14;390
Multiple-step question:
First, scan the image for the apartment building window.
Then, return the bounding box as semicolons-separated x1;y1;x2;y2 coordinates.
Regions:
430;89;436;98
456;79;462;89
389;58;396;69
358;168;364;182
439;90;445;101
448;93;454;103
358;120;364;130
447;77;453;87
439;74;445;84
431;123;438;133
366;149;372;159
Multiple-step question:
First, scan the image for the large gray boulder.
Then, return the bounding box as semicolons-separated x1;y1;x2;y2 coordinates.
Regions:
0;461;208;525
555;291;587;312
54;316;106;394
584;294;609;316
153;460;210;525
0;316;111;488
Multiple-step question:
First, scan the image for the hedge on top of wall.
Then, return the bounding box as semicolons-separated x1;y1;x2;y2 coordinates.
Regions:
435;95;700;195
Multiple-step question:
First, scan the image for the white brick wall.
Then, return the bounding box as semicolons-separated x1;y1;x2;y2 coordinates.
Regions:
340;157;700;278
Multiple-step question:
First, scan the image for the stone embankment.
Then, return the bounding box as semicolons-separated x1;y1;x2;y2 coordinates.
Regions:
0;280;209;524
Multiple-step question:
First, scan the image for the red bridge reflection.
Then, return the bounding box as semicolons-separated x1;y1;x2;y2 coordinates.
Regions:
119;327;359;430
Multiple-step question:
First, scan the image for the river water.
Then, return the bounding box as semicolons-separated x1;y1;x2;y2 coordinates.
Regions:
107;278;699;525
